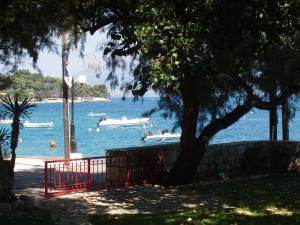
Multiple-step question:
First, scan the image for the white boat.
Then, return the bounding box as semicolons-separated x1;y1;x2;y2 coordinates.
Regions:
23;121;53;128
88;112;106;117
0;119;13;124
142;132;181;142
98;116;149;127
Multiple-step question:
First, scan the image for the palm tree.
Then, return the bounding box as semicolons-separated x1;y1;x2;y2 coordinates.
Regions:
0;94;35;184
0;127;10;161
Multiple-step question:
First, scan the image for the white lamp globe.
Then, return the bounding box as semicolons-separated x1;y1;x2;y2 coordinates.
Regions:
78;75;87;84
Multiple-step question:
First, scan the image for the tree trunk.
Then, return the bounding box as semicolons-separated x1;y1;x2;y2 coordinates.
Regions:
0;160;12;201
7;117;20;199
167;86;255;185
167;77;200;185
0;145;3;161
269;93;278;141
199;99;253;141
10;118;19;174
282;97;289;141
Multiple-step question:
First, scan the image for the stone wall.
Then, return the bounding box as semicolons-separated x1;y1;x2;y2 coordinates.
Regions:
106;144;179;184
107;141;299;181
196;141;298;180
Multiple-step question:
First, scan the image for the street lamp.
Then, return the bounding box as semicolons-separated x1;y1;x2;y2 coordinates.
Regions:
62;33;70;160
78;75;87;85
70;75;86;154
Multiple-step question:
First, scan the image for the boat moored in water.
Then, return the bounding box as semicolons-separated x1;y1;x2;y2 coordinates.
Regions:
88;112;106;117
142;132;181;142
142;129;181;142
0;119;13;124
23;121;54;128
98;116;149;127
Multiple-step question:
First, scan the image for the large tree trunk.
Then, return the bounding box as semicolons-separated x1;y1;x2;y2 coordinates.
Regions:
167;77;201;185
0;145;3;161
167;94;254;185
282;97;289;141
269;93;278;141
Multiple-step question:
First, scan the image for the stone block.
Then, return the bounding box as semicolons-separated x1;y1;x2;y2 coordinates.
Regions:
20;195;35;210
13;199;26;211
0;202;12;212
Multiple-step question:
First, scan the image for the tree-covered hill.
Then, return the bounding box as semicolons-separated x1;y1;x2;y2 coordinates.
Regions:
0;70;110;101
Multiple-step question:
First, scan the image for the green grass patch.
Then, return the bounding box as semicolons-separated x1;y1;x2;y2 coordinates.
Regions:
197;174;300;211
0;209;54;225
90;174;300;225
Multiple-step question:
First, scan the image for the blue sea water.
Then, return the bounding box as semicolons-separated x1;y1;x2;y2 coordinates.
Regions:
3;97;300;157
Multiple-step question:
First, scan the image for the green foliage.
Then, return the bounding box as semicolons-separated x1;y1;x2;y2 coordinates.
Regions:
0;94;36;199
1;94;36;120
74;83;110;99
105;0;208;95
1;70;110;101
0;0;61;71
104;0;300;137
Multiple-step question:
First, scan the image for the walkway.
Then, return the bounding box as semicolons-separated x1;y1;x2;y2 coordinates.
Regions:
14;158;223;225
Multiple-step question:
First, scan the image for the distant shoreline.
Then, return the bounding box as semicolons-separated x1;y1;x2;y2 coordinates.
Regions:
34;97;111;104
17;155;64;160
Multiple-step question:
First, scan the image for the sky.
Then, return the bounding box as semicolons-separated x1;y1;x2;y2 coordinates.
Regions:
19;31;156;97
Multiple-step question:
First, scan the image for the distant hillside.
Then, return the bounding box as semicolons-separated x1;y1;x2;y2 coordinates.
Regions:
1;70;110;101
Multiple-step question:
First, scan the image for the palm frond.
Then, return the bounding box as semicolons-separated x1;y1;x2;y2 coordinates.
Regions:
19;98;36;119
1;104;14;117
1;96;14;112
1;94;35;119
0;127;10;141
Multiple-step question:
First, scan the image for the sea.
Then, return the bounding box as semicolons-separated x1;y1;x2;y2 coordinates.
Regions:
2;97;300;157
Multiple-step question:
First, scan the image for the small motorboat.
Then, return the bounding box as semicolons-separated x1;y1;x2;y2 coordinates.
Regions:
88;112;106;117
23;121;54;128
98;116;149;127
0;119;13;124
142;130;181;142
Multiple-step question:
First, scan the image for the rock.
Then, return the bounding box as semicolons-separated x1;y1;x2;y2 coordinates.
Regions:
0;202;12;212
20;195;35;210
12;199;26;211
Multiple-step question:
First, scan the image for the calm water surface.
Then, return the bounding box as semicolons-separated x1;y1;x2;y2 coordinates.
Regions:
3;97;300;157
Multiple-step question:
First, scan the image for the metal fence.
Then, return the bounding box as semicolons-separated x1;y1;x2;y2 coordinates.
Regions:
44;147;178;196
44;156;128;196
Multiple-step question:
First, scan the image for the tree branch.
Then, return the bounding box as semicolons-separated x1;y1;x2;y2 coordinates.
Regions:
198;99;253;142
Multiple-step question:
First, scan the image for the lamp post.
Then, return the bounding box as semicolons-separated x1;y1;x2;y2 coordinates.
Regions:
62;33;70;160
70;75;86;154
70;77;76;153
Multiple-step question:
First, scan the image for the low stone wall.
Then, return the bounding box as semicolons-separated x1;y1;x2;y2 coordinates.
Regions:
107;141;299;181
196;141;298;180
106;144;179;184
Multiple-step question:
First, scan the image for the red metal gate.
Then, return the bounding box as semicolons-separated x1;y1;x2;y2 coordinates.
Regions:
44;150;170;196
44;156;129;196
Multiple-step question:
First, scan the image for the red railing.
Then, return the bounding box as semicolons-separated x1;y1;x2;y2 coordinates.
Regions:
44;156;128;196
44;149;173;196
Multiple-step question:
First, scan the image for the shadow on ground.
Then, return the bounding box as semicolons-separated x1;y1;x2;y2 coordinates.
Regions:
14;163;224;215
14;165;300;225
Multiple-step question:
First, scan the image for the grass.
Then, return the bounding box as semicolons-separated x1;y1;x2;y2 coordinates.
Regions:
90;174;300;225
0;209;54;225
